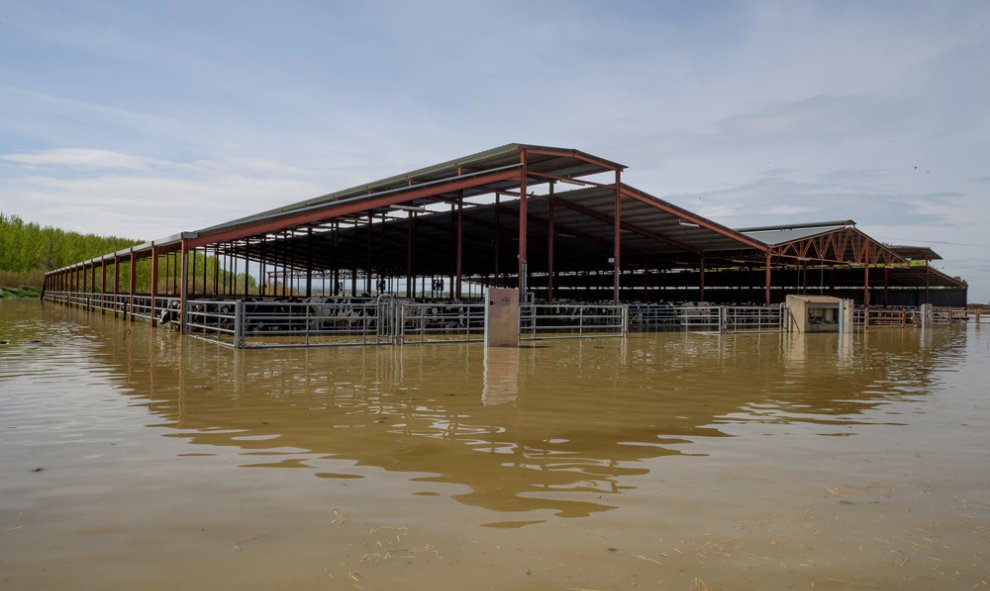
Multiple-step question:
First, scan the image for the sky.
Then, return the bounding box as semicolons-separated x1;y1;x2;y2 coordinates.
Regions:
1;1;988;301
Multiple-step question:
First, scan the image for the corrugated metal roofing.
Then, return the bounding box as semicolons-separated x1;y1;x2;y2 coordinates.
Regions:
888;245;942;261
195;143;626;237
738;222;852;247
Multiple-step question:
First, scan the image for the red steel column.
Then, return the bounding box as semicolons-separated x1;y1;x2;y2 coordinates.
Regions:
366;214;373;295
765;253;772;305
883;266;889;306
113;257;121;318
100;259;107;314
89;263;96;310
179;238;189;334
518;149;528;293
547;182;555;302
613;169;622;304
863;251;870;309
406;212;415;298
128;251;137;322
456;192;463;300
150;245;159;326
494;193;501;287
699;255;706;302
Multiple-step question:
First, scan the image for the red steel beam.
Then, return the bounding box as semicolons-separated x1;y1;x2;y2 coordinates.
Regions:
499;203;622;252
522;148;623;173
552;196;702;255
526;170;611;189
619;186;769;252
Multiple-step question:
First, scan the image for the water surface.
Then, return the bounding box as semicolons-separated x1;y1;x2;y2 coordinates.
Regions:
2;299;988;589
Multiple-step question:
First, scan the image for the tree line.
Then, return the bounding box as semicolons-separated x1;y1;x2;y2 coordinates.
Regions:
1;212;141;273
1;213;255;293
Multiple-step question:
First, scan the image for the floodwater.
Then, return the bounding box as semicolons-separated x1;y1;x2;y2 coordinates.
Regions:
1;300;988;590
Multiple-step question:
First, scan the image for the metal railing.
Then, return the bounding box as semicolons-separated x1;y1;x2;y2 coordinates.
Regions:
627;303;783;332
519;304;627;339
48;291;973;349
721;305;784;331
41;290;178;323
397;302;487;344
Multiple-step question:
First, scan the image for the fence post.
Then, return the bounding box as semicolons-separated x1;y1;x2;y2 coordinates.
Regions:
234;300;245;348
621;305;629;337
719;306;727;332
394;301;403;345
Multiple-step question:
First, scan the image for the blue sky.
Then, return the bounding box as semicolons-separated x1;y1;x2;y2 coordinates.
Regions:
2;1;988;300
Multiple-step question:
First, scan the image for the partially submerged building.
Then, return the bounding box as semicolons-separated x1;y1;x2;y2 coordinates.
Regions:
42;144;968;347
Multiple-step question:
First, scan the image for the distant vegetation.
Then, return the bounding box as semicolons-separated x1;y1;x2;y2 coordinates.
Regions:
0;213;255;296
1;213;141;295
1;213;141;273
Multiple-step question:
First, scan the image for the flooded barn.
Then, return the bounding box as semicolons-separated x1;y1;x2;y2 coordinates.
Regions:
42;144;968;347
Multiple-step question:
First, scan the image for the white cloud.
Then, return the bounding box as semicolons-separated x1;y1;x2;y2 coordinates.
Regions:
1;148;170;171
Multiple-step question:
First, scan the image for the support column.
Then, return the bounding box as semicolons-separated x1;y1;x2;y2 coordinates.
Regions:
90;263;96;310
518;149;528;294
765;253;772;305
150;245;159;326
406;213;415;298
243;241;251;296
101;260;107;315
260;236;267;297
456;192;463;300
306;228;313;298
613;170;622;304
494;193;501;287
179;239;189;334
113;256;121;318
863;254;870;309
547;182;555;302
128;251;136;322
883;266;889;306
699;255;706;302
212;245;219;296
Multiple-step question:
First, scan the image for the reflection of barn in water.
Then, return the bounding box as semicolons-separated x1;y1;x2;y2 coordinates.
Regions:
70;303;960;520
42;144;968;347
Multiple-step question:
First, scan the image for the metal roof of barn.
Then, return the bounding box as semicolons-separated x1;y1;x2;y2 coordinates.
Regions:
195;143;626;240
737;220;905;266
888;245;943;261
737;221;854;246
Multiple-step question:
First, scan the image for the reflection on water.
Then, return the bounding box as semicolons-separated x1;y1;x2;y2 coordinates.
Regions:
1;299;988;590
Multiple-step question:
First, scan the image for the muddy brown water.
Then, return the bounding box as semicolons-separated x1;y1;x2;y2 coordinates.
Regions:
1;299;988;590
